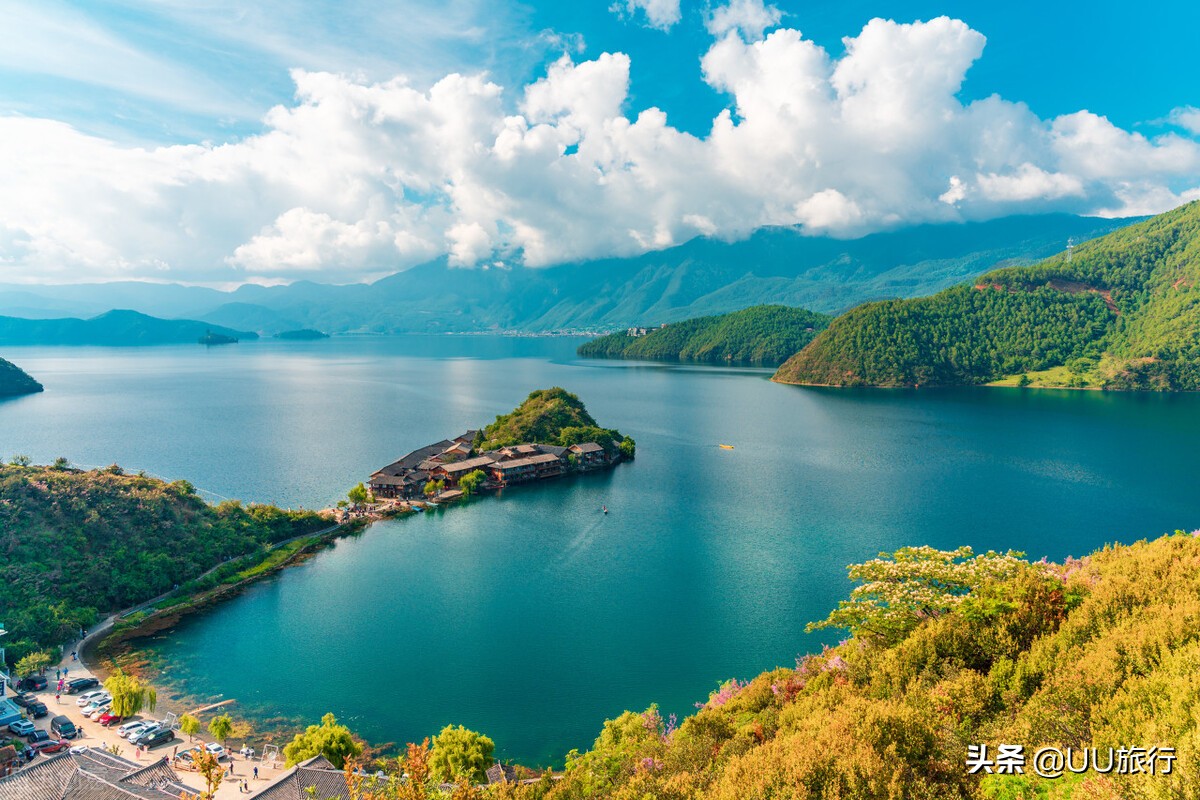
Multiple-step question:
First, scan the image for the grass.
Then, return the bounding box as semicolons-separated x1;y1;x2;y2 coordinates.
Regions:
987;364;1103;388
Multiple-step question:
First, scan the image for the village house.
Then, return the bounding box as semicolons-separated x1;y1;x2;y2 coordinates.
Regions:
368;432;615;500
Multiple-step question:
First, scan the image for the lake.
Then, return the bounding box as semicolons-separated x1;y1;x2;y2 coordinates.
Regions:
2;335;1199;766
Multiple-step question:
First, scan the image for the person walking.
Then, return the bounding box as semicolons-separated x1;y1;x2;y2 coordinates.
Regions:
55;693;60;704
253;766;258;780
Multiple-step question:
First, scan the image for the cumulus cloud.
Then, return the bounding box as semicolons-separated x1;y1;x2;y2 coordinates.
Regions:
609;0;682;31
2;15;1199;285
705;0;783;41
1170;106;1200;136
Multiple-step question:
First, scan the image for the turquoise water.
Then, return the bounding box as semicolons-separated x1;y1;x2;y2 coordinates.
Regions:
3;336;1200;765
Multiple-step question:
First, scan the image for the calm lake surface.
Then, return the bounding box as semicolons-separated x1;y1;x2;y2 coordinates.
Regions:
3;335;1200;765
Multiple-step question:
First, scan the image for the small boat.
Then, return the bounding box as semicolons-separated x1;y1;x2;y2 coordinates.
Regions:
602;505;608;514
719;444;735;450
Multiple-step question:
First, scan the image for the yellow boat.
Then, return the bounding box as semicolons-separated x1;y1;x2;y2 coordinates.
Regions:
719;444;734;450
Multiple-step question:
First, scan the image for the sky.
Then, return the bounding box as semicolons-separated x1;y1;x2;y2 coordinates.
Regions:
1;0;1199;286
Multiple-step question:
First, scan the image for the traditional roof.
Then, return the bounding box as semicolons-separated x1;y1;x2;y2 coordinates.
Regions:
568;442;604;454
454;430;479;445
493;453;562;470
376;441;455;476
367;474;407;486
435;456;496;475
486;763;519;784
442;442;474;456
538;445;569;458
0;749;194;800
251;755;355;800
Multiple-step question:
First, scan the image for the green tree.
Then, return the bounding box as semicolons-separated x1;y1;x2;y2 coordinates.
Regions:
104;671;157;718
14;650;51;677
7;454;30;467
208;713;233;746
179;713;201;742
807;545;1029;644
458;469;486;497
348;483;369;505
618;436;636;460
282;712;362;769
51;457;70;470
429;725;495;784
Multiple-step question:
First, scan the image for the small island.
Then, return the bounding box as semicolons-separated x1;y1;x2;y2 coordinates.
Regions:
367;387;635;503
274;328;330;340
0;357;43;397
198;329;239;346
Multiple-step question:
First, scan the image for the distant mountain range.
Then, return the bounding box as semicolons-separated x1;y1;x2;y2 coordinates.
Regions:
773;201;1200;390
0;310;256;346
0;214;1135;335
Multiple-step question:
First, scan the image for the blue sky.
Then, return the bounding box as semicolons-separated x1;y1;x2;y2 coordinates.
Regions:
1;0;1198;285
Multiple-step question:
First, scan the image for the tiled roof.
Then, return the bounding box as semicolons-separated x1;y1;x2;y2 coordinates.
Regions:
435;456;496;474
0;749;194;800
494;453;562;470
251;755;353;800
376;441;455;475
569;442;604;453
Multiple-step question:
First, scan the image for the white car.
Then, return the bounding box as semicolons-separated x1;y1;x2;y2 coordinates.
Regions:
76;690;109;707
120;721;154;739
204;742;226;759
83;701;111;719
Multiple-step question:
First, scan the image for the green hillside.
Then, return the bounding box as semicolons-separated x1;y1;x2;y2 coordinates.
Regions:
0;357;42;397
577;305;832;365
0;463;327;666
773;202;1200;389
504;532;1200;800
477;387;635;457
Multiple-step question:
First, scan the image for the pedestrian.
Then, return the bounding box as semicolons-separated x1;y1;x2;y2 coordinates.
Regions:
253;766;258;780
55;693;60;704
136;746;142;760
55;669;60;680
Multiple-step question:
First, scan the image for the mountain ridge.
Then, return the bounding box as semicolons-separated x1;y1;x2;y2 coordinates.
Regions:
0;214;1136;335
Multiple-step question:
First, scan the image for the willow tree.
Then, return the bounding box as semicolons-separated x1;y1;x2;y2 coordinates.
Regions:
104;672;157;718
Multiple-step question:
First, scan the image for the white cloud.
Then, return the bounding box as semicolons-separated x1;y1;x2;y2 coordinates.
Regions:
609;0;682;32
706;0;783;41
1170;106;1200;136
2;16;1199;286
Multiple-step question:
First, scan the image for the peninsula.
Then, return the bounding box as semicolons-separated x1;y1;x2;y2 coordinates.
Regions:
577;305;831;366
367;387;634;503
0;357;42;397
0;309;255;347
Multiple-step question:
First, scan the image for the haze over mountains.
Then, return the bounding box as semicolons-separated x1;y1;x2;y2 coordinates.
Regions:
0;214;1134;336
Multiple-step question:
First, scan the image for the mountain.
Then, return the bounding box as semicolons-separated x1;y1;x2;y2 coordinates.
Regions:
0;357;42;397
577;305;832;365
0;463;326;664
0;309;257;346
477;387;634;457
0;214;1134;334
774;201;1200;389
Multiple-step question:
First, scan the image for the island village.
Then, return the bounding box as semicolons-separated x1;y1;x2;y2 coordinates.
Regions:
366;431;618;505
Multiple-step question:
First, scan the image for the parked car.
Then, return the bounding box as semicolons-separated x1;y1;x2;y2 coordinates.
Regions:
6;720;35;737
18;675;47;692
118;720;152;739
82;701;111;719
65;677;100;694
30;738;70;755
132;726;175;749
76;690;109;707
10;693;36;709
25;729;50;744
204;742;226;759
26;701;49;719
50;716;78;740
97;712;124;726
20;744;36;763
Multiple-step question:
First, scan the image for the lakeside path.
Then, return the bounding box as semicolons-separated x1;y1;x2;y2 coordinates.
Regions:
34;519;363;798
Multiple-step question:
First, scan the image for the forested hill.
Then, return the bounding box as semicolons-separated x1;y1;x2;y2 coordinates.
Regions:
0;357;42;397
477;387;635;457
577;305;832;365
0;463;327;666
773;201;1200;389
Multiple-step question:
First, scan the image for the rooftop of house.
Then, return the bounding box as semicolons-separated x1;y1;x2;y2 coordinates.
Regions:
569;442;605;454
0;747;194;800
377;440;456;476
251;755;352;800
435;456;497;474
494;453;563;470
